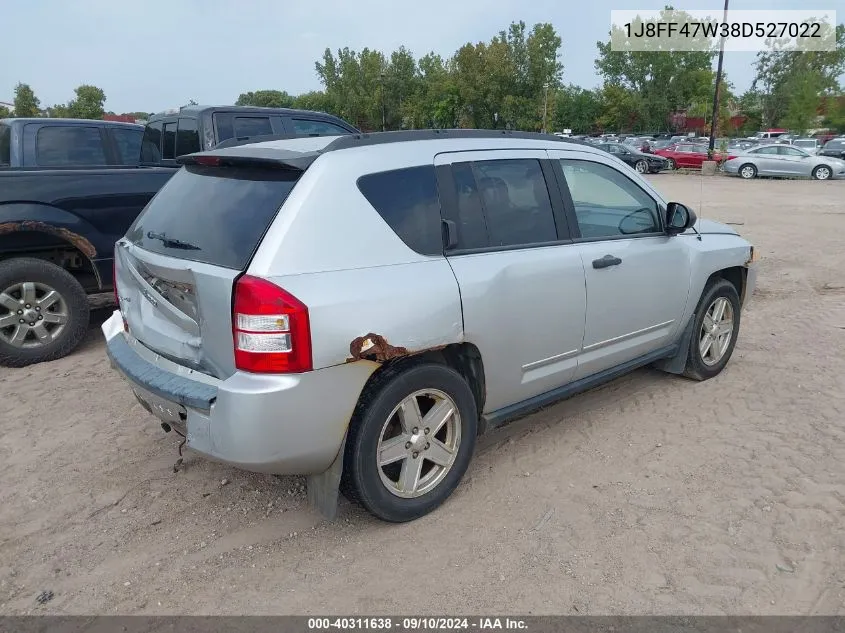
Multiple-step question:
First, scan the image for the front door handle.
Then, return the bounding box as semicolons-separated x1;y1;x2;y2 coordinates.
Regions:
592;254;622;269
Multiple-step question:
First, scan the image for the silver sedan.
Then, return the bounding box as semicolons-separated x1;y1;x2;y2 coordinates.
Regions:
723;144;845;180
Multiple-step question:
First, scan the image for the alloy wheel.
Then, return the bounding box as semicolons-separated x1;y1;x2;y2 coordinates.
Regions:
699;297;734;366
0;282;69;349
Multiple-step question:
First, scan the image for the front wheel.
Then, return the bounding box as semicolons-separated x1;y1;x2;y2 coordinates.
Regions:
683;279;741;381
666;158;676;170
0;258;90;367
812;165;832;180
634;159;649;174
341;363;478;522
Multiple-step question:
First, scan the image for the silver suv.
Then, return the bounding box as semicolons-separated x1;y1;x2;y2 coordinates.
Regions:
103;130;758;522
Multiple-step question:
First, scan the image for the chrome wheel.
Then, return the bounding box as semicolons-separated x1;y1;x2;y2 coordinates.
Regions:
699;297;734;366
635;160;648;173
740;165;756;179
0;282;69;349
376;389;461;499
667;158;676;170
813;166;831;180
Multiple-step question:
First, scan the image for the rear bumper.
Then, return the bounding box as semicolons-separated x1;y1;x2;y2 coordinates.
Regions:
102;311;375;475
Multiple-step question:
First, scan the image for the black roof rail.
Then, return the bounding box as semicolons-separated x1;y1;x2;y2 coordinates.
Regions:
321;129;589;151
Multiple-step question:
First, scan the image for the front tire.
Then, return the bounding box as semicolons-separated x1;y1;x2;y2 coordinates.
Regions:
341;362;478;522
683;279;741;381
0;258;90;367
666;158;677;170
634;159;648;174
812;165;832;180
739;163;757;179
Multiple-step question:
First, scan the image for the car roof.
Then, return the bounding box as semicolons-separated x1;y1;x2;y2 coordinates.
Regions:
147;105;350;123
180;129;600;170
0;117;142;128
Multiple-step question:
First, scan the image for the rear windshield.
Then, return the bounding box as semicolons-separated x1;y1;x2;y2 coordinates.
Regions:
126;165;299;270
0;124;9;166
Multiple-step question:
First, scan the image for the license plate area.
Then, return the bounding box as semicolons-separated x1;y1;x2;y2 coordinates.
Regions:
133;386;187;425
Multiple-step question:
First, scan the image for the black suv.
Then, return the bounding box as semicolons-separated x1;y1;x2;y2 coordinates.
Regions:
140;105;359;164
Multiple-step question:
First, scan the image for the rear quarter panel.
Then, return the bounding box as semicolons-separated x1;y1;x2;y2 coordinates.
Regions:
248;148;464;370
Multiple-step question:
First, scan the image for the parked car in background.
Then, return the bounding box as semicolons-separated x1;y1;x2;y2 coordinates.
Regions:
623;136;653;153
791;138;822;155
0;118;143;168
723;144;845;180
818;137;845;161
140;105;360;165
653;143;734;169
103;129;756;522
597;142;668;173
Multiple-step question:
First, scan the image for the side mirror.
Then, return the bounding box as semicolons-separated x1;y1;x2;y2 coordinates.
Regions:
665;202;697;236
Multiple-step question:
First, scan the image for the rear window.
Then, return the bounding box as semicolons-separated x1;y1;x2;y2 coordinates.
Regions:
162;122;177;159
0;124;9;166
214;113;273;143
176;118;200;156
36;126;107;166
357;165;443;255
140;122;162;162
126;165;299;270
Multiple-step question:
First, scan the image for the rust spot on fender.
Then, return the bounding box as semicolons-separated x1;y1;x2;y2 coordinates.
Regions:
0;221;97;259
347;333;409;363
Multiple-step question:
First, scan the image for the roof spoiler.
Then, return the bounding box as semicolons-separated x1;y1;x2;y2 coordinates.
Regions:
177;147;319;171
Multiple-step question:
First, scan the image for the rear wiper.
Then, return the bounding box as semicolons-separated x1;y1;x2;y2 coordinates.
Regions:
146;231;201;250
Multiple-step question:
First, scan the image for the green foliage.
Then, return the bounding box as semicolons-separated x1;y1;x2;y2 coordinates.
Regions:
596;7;716;131
552;85;601;133
235;90;295;108
0;105;11;118
822;95;845;131
13;83;40;117
68;85;106;119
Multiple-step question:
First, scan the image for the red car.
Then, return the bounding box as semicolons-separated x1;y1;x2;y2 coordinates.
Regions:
653;143;735;169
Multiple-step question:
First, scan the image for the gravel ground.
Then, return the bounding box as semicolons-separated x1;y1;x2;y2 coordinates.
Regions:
1;174;844;615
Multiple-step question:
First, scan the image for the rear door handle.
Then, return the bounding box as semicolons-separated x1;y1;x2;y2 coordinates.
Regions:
592;254;622;269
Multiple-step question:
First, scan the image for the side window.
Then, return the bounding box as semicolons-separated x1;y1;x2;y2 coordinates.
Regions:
292;119;351;136
140;121;162;162
778;146;805;157
450;163;489;250
559;159;660;239
111;127;142;165
233;116;272;137
175;118;200;156
472;159;558;247
0;124;10;166
36;126;107;166
356;165;443;256
754;146;779;155
162;121;177;160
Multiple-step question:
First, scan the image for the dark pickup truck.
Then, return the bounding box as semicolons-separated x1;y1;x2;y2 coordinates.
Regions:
0;106;359;367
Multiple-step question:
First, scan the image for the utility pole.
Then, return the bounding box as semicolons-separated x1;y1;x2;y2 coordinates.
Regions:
380;72;386;132
708;0;729;157
542;82;550;133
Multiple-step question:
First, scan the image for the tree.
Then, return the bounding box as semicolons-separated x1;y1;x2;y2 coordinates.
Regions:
595;7;716;131
782;69;825;133
0;105;11;118
235;90;295;108
68;85;106;119
822;94;845;131
597;84;641;131
552;85;602;133
292;91;334;113
14;83;40;117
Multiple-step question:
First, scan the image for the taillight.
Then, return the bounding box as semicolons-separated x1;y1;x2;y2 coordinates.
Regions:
233;275;312;374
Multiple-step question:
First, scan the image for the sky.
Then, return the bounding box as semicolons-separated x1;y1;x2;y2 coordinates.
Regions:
0;0;832;114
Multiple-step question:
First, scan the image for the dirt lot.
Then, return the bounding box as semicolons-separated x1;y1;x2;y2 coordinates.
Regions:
1;174;844;616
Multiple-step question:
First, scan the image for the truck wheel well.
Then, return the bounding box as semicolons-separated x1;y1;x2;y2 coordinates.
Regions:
360;342;487;432
706;266;746;306
0;231;100;292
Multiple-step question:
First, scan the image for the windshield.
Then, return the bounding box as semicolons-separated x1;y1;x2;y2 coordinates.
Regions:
127;165;300;270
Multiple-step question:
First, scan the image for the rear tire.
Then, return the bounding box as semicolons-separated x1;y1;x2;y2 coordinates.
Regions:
0;258;90;368
739;164;757;179
666;158;677;170
341;362;478;522
683;279;741;381
812;165;832;180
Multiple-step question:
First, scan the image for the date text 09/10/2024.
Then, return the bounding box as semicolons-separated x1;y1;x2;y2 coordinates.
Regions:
307;617;528;630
